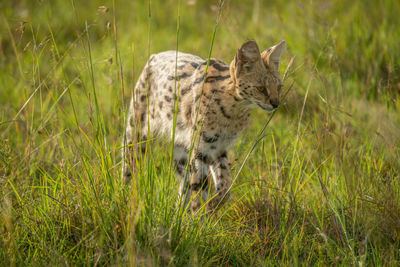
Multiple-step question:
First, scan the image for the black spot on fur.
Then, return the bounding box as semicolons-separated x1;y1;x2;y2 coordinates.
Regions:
202;132;219;143
212;62;229;71
202;59;224;67
201;60;211;66
181;86;192;96
167;72;190;81
211;88;219;94
140;95;146;102
140;113;146;122
205;75;230;83
185;108;192;120
190;176;208;191
193;75;206;85
196;152;210;163
176;144;189;153
129;116;135;127
190;183;202;191
165;95;172;102
176;165;184;175
176;121;185;129
191;160;198;172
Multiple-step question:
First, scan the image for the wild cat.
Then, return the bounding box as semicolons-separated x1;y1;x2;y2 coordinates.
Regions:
122;40;285;211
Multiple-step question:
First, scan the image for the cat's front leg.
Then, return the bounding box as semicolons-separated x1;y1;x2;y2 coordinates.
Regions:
189;153;210;211
208;151;231;209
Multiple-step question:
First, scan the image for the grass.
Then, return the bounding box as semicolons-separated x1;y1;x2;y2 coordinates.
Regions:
1;0;400;265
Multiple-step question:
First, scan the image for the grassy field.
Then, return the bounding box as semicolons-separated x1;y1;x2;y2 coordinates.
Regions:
1;0;400;265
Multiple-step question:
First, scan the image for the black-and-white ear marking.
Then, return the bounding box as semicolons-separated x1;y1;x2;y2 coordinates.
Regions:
262;40;286;70
235;40;261;75
238;40;261;62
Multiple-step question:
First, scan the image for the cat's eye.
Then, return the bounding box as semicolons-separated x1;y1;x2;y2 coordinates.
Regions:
257;86;269;96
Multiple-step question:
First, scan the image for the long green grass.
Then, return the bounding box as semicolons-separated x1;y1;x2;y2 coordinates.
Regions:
1;0;400;265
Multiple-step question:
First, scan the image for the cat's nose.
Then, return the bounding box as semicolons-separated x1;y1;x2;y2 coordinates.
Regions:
270;99;280;109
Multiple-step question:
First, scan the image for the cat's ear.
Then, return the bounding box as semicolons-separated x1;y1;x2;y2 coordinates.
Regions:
261;40;285;71
234;40;261;76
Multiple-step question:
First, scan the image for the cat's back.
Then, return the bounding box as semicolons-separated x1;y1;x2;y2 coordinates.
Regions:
148;50;205;75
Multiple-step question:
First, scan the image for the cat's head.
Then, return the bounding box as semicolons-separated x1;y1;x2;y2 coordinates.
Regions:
230;40;285;112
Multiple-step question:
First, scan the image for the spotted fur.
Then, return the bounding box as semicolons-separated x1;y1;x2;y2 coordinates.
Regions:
122;40;285;211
